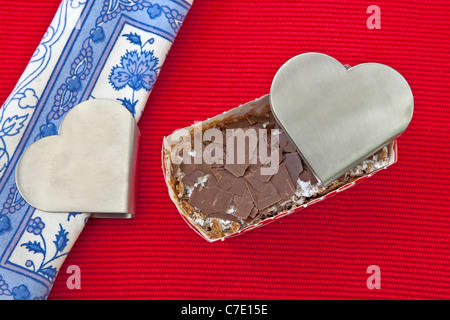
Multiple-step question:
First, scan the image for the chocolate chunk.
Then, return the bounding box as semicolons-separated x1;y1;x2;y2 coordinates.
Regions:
209;212;240;222
248;161;270;173
299;168;318;185
181;170;204;186
211;169;250;196
278;132;297;153
170;163;180;179
270;165;296;201
212;169;235;190
283;141;297;153
278;131;289;150
189;186;233;215
196;163;212;174
244;174;267;192
180;162;197;176
248;168;272;183
233;194;242;206
234;188;255;219
283;153;303;184
224;163;249;177
256;183;281;210
228;176;247;195
206;173;220;188
245;181;259;206
249;207;259;218
299;170;311;182
245;114;259;125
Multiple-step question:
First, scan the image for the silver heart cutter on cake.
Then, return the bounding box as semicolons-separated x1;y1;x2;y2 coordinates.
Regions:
15;99;140;218
270;53;414;186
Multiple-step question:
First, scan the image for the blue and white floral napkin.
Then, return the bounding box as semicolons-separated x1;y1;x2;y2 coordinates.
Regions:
0;0;192;300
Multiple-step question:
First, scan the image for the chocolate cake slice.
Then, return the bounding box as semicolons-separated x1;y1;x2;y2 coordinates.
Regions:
163;96;393;241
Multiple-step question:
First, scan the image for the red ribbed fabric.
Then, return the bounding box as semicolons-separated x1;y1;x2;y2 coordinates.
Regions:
1;0;449;299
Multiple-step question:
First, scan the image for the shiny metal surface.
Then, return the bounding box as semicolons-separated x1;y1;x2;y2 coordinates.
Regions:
270;53;413;186
16;99;139;218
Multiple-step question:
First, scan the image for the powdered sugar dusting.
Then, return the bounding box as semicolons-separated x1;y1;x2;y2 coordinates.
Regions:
296;179;320;198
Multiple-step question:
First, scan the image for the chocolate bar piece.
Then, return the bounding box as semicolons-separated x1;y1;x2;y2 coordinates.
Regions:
164;99;391;241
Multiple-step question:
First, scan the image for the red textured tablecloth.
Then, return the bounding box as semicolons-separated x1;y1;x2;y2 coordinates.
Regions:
0;0;448;300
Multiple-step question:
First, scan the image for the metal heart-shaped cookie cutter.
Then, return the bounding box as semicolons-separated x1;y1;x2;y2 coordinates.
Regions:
270;53;414;186
16;99;139;218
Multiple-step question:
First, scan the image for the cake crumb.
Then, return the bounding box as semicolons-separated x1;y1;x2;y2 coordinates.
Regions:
210;219;223;239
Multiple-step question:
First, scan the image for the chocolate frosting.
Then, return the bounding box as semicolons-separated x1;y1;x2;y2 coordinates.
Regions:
173;115;315;221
